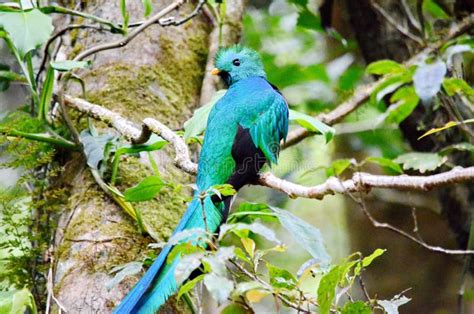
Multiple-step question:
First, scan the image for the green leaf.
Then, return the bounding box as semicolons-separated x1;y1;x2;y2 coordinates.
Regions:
442;77;474;97
418;118;474;140
297;8;322;31
218;222;281;244
50;60;91;71
120;0;129;31
381;86;419;124
317;265;342;314
365;157;403;174
341;301;372;314
0;9;53;58
440;142;474;155
370;71;413;104
142;0;153;17
354;248;385;276
413;60;447;101
167;243;203;264
106;262;143;290
0;289;37;314
267;263;297;290
270;207;331;267
326;159;352;177
289;109;335;143
378;294;411;314
184;90;226;140
79;129;118;170
221;303;252;314
366;60;405;75
208;183;236;199
202;246;235;276
177;274;205;299
38;66;54;121
422;0;450;19
124;175;166;202
393;152;446;173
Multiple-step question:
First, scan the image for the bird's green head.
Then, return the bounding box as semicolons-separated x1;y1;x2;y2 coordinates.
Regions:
212;45;266;86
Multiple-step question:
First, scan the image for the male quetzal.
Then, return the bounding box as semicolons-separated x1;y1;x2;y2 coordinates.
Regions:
115;45;289;313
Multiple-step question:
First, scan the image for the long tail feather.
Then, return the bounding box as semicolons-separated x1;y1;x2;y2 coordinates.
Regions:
114;197;224;314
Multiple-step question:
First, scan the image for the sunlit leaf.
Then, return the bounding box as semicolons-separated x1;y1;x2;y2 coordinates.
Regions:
0;8;53;57
418;119;474;140
296;8;322;31
267;263;297;290
38;66;54;121
219;222;280;244
326;159;353;177
393;152;446;173
413;60;447;102
341;301;371;314
354;248;385;276
378;294;411;314
442;78;474;97
202;246;234;276
317;265;342;314
366;60;405;75
177;274;205;299
0;289;37;314
142;0;153;17
289;109;335;143
365;157;403;174
380;86;419;125
124;175;166;202
422;0;449;19
175;252;205;285
222;302;253;313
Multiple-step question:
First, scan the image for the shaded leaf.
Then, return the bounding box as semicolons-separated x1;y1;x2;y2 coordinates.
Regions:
366;60;405;75
270;207;331;267
423;0;449;19
341;301;371;314
38;66;54;121
0;9;53;57
289;109;335;143
365;157;403;174
202;246;234;276
440;142;474;155
106;262;142;290
177;274;205;299
221;302;253;314
380;86;419;125
124;175;166;202
79;129;118;170
413;60;447;101
442;78;474;97
297;8;322;31
393;152;446;173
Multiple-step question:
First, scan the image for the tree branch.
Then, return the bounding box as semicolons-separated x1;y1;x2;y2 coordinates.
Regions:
283;13;474;148
63;96;474;200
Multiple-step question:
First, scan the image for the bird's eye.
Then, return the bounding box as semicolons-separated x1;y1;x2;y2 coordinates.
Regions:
232;59;241;66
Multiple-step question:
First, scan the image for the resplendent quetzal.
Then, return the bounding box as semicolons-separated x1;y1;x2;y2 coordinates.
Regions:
115;45;289;313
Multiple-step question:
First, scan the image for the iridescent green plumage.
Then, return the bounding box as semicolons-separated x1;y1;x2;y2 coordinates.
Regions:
115;45;288;314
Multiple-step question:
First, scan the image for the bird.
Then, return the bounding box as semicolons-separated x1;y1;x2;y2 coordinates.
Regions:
114;45;289;314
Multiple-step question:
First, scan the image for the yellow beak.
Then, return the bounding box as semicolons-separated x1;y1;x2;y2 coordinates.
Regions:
211;68;221;75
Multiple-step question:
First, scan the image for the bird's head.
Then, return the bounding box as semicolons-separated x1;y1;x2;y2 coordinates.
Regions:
212;45;266;86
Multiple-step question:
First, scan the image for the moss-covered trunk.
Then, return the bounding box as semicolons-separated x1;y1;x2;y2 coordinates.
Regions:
52;1;243;312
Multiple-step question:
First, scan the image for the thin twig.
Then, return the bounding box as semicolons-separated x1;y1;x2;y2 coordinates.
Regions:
73;0;186;61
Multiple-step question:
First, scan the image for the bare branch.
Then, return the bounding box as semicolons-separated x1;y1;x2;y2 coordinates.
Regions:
283;13;474;148
73;0;186;61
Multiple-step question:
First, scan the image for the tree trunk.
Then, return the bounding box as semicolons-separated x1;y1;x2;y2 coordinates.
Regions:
51;1;244;312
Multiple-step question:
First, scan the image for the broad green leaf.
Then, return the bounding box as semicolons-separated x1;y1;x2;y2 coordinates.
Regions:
0;289;37;314
326;159;352;177
184;90;226;140
378;294;411;314
270;207;331;267
354;248;385;276
208;183;236;199
142;0;153;17
0;9;53;57
393;152;446;173
289;109;335;143
413;60;447;101
50;60;91;71
177;274;205;299
317;265;342;314
422;0;449;19
124;175;166;202
203;272;234;304
442;78;474;97
167;243;202;264
440;142;474;155
365;157;403;174
79;129;118;170
341;301;371;314
267;263;297;290
418;118;474;140
370;71;413;104
296;8;322;31
381;86;419;124
366;60;405;75
106;262;143;290
38;66;54;121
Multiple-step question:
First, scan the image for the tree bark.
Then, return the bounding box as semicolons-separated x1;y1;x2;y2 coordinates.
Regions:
51;1;244;312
